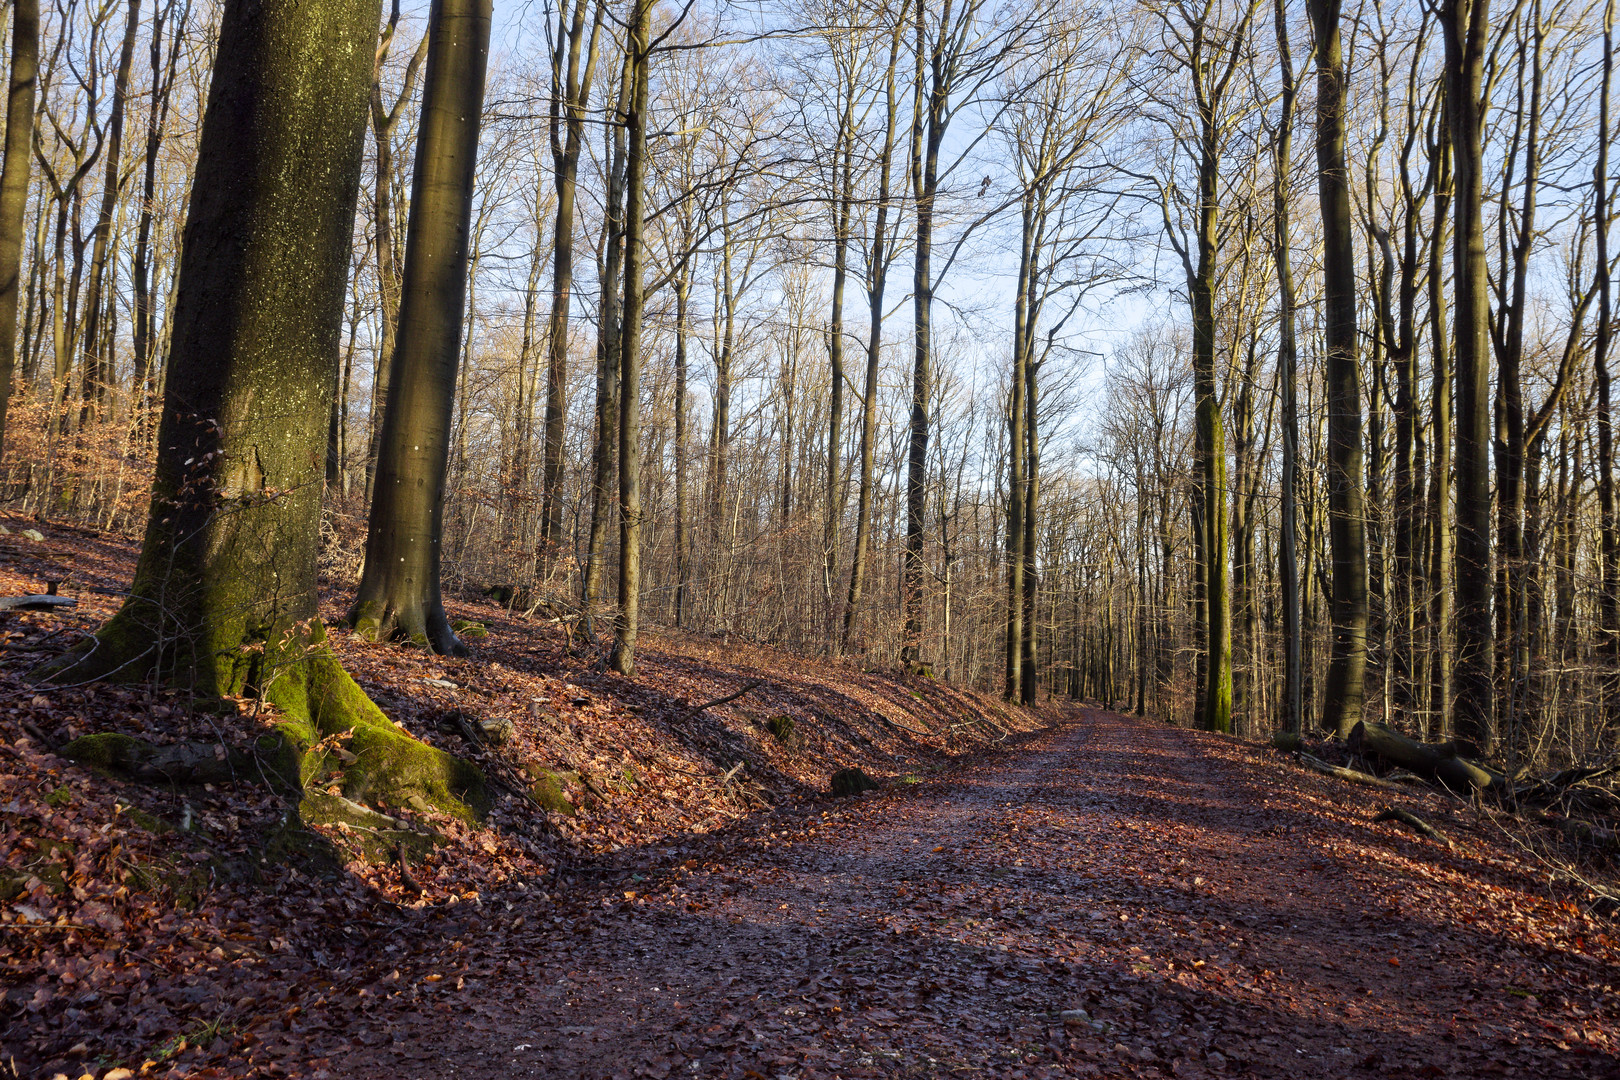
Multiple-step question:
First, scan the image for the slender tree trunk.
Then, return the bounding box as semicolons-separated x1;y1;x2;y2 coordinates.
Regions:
1021;348;1041;704
904;0;948;661
611;0;652;677
348;0;491;656
1427;123;1455;737
1273;0;1301;734
76;0;141;423
541;0;601;559
842;9;905;652
0;0;37;452
1595;0;1619;709
583;69;626;609
1444;0;1495;752
673;267;690;627
1006;201;1030;700
363;14;429;505
131;0;186;421
1310;0;1369;739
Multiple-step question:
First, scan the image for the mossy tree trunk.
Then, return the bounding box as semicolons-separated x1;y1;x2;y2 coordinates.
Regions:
0;0;37;453
349;0;492;656
49;0;486;824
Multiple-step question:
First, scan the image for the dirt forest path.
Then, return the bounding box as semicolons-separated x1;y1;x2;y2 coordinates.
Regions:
286;709;1620;1079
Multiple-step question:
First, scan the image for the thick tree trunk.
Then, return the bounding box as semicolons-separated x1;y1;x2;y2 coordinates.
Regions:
0;0;37;452
1348;720;1505;795
45;0;484;822
349;0;492;656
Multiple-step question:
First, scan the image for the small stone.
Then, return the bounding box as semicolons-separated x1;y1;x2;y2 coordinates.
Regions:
21;528;44;542
479;717;515;745
1058;1009;1091;1025
422;678;458;690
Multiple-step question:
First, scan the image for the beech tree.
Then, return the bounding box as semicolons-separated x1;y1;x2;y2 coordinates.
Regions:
350;0;494;655
49;0;484;818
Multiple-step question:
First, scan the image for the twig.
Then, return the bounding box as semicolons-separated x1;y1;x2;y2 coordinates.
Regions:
692;680;762;713
395;843;423;895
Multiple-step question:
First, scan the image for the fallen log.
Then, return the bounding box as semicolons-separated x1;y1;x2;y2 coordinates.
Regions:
1348;721;1506;797
1373;806;1452;848
1298;752;1406;791
0;595;76;612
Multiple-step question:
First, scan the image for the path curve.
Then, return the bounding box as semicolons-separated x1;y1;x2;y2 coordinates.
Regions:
287;709;1620;1079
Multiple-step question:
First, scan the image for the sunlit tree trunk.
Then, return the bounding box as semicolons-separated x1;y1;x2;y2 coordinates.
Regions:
0;0;37;452
349;0;492;655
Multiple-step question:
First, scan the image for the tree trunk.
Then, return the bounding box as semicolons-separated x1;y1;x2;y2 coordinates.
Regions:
583;63;626;610
1444;0;1494;752
1006;200;1030;701
841;11;904;653
363;15;429;505
1427;118;1454;738
541;0;602;559
1310;0;1369;739
44;0;490;822
349;0;492;656
76;0;141;423
0;0;37;452
1595;0;1618;712
611;0;652;677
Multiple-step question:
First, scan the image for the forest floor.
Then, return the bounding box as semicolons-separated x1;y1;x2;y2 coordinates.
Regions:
2;521;1620;1078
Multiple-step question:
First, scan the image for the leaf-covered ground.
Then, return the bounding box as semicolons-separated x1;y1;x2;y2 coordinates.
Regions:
234;708;1612;1079
0;519;1042;1076
3;521;1620;1078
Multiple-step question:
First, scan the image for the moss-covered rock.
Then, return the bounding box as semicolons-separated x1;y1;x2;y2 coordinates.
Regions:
528;770;577;815
451;619;488;641
766;715;796;742
830;767;879;797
